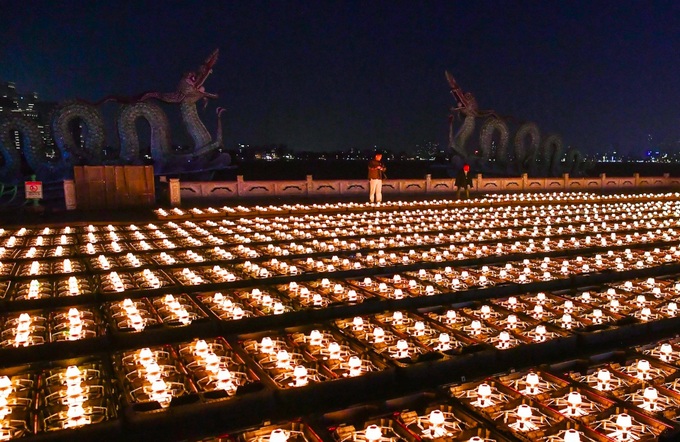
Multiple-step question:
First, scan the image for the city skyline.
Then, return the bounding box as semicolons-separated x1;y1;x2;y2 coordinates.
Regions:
2;78;676;164
3;78;677;163
1;1;678;155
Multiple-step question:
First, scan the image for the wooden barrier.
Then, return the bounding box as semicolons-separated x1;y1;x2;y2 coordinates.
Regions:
72;166;155;210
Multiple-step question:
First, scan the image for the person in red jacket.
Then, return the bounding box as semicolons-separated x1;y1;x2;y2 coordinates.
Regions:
455;164;473;199
367;152;386;204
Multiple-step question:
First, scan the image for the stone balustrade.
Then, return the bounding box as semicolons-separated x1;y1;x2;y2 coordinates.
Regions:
172;172;678;204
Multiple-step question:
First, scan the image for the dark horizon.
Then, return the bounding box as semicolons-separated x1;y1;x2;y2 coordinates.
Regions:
1;1;678;156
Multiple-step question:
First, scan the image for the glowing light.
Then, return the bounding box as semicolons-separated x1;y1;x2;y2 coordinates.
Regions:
636;359;651;380
566;391;582;415
477;383;493;406
563;429;581;442
615;413;632;432
365;425;382;442
293;365;308;387
596;369;611;390
348;356;363;377
269;429;289;442
515;404;534;431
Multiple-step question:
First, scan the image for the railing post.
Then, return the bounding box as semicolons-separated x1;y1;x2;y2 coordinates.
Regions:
63;179;77;210
563;173;569;190
236;175;244;197
169;178;181;206
306;175;313;196
425;174;432;194
521;173;528;191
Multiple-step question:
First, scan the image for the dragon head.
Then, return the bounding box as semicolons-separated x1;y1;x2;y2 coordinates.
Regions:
446;71;480;115
138;49;221;104
193;49;219;89
179;49;220;100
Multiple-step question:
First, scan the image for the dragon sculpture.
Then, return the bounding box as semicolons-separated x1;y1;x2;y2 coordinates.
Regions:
0;50;230;184
446;71;588;177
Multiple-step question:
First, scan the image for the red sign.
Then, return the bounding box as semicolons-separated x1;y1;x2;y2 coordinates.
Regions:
25;181;43;199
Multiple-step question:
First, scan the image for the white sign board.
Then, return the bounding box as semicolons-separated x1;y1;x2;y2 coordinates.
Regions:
25;181;43;199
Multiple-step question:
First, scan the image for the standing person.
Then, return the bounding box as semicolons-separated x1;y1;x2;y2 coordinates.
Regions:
455;164;473;199
367;152;386;204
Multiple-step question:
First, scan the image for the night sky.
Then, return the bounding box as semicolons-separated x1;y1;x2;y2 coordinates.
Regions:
1;0;678;155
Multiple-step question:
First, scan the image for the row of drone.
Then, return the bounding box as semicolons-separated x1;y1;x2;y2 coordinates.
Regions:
2;194;680;440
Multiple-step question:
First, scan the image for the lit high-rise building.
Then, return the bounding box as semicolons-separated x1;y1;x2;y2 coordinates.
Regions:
0;81;57;153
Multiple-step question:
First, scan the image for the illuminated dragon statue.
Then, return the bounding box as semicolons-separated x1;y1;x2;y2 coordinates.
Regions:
446;71;588;177
0;50;230;183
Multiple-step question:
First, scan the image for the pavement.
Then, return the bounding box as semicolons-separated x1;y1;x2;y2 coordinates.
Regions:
0;187;675;228
0;193;472;227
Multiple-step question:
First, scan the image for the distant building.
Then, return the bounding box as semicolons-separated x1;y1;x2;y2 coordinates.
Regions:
414;141;440;160
0;81;57;153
